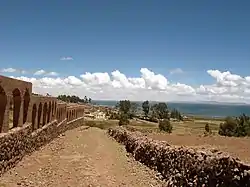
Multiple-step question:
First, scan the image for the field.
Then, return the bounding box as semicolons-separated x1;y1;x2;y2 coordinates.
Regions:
85;118;250;164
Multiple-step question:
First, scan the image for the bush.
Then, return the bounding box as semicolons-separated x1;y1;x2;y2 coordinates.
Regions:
119;113;130;126
218;115;250;137
204;123;212;136
218;117;238;137
158;119;172;133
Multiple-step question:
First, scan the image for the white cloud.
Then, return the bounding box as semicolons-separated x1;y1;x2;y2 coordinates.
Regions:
60;56;73;61
7;68;250;104
80;72;111;86
1;68;17;73
140;68;168;90
47;71;59;76
34;69;46;75
170;68;184;75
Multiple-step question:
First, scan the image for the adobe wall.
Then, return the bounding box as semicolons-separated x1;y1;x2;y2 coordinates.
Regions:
108;127;250;187
0;75;85;176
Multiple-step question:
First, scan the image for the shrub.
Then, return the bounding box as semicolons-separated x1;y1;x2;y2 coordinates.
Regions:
218;117;237;137
158;119;172;133
218;115;250;137
119;113;129;126
204;123;212;136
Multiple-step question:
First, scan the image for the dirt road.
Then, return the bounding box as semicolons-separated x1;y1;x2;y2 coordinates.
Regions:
0;127;163;187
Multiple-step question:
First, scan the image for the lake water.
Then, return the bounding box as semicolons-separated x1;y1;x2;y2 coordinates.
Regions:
93;100;250;118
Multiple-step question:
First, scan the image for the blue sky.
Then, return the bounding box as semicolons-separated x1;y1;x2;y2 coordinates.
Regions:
1;1;250;102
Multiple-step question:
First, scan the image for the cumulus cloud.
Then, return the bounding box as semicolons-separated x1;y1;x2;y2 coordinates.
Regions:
170;68;184;75
60;56;73;61
7;68;250;103
1;68;17;73
80;72;111;86
33;70;59;76
34;69;46;75
46;71;59;76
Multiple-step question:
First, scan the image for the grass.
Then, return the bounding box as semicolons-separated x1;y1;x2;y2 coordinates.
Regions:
85;118;250;163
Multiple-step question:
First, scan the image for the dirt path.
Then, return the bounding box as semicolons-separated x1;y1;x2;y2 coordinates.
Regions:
0;127;163;187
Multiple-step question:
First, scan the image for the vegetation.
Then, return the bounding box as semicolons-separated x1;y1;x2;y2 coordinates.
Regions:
219;114;250;137
119;113;130;126
117;100;131;126
204;123;212;136
158;119;172;133
142;100;150;117
151;102;169;120
57;95;91;103
170;108;183;121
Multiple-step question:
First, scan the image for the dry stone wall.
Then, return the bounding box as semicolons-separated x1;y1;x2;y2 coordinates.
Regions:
108;127;250;187
0;117;85;176
0;75;86;176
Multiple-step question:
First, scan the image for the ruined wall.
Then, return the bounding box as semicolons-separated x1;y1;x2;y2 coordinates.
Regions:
108;127;250;187
0;75;85;176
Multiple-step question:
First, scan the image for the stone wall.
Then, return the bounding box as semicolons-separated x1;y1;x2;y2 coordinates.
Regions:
0;117;85;176
108;127;250;187
0;75;86;176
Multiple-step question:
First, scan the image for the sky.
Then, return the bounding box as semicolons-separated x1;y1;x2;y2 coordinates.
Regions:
1;1;250;103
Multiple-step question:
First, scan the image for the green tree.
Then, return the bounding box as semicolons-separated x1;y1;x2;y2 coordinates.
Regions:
130;102;139;118
119;113;130;126
219;116;238;137
170;109;183;121
118;100;131;114
142;100;150;117
151;102;169;119
159;119;172;133
84;96;88;103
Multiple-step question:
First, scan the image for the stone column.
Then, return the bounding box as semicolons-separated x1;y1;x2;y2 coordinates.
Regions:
33;109;38;130
26;100;33;124
18;97;24;127
2;95;11;133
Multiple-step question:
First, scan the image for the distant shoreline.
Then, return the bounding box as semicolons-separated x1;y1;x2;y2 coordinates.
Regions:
92;100;250;118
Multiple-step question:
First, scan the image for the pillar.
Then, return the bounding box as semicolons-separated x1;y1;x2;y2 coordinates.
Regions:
18;97;24;127
2;95;11;133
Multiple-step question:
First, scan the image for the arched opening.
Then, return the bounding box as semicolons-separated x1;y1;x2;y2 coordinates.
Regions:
12;88;21;128
32;104;37;131
47;102;51;123
23;88;30;124
37;103;42;128
42;103;47;126
0;86;7;132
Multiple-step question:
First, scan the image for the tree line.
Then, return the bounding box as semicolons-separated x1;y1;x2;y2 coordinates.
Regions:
57;95;92;103
110;100;182;128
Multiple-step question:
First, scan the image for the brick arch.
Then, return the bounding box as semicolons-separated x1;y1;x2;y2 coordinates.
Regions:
47;102;52;123
12;88;21;128
23;88;30;124
32;104;37;131
37;103;42;128
0;86;7;132
42;103;47;126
